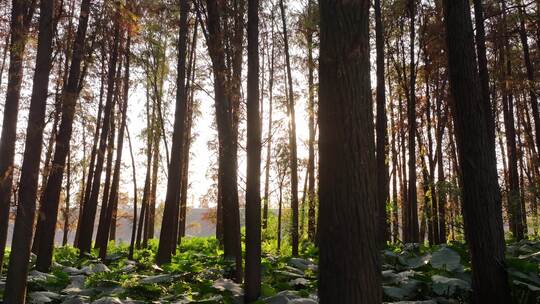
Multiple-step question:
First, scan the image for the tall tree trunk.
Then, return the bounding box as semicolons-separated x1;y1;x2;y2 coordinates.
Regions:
279;0;300;256
517;1;540;168
318;0;382;302
178;21;198;241
3;0;53;300
34;0;91;272
156;0;190;265
390;103;399;242
74;55;105;247
375;0;389;246
262;12;275;230
436;97;447;243
127;126;138;260
204;0;243;281
95;93;117;250
406;0;419;243
138;89;153;248
305;0;317;243
147;130;159;241
0;0;35;272
442;0;512;302
98;33;130;258
473;0;495;141
500;0;524;239
32;60;62;255
277;179;283;254
77;7;121;255
245;0;261;299
399;95;408;241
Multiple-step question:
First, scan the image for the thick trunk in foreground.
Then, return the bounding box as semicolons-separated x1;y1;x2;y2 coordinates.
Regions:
35;0;92;272
0;0;35;273
245;0;261;300
4;0;54;300
442;0;512;302
318;0;382;302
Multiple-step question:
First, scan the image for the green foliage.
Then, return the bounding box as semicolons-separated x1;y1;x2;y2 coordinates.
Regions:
47;269;71;289
9;237;540;304
52;245;79;267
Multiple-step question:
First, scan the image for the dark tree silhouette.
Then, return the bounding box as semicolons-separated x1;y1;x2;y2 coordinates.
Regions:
0;0;35;272
318;0;382;302
245;0;261;300
4;0;55;300
442;0;512;301
35;0;93;272
156;0;190;265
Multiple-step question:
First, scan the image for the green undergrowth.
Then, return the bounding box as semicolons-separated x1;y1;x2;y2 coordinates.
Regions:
2;237;540;303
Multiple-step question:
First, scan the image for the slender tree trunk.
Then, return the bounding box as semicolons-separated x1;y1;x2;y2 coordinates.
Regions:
277;181;283;254
4;0;54;300
32;63;62;255
500;0;524;239
78;8;122;255
62;150;71;246
245;0;261;299
305;0;317;243
318;0;382;301
35;0;92;272
156;0;190;265
147;130;159;241
375;0;389;247
139;89;153;248
399;95;408;241
263;13;275;230
95;94;117;250
98;33;130;258
517;2;540;167
127;126;138;260
279;0;300;256
436;97;447;243
74;55;105;247
178;19;198;242
473;0;495;141
442;1;512;302
0;0;35;272
391;104;399;243
406;0;419;243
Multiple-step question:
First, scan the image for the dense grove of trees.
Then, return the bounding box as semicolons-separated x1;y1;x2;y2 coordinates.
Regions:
0;0;539;302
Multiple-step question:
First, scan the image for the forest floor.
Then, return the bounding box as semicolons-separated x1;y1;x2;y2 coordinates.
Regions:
0;237;540;304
